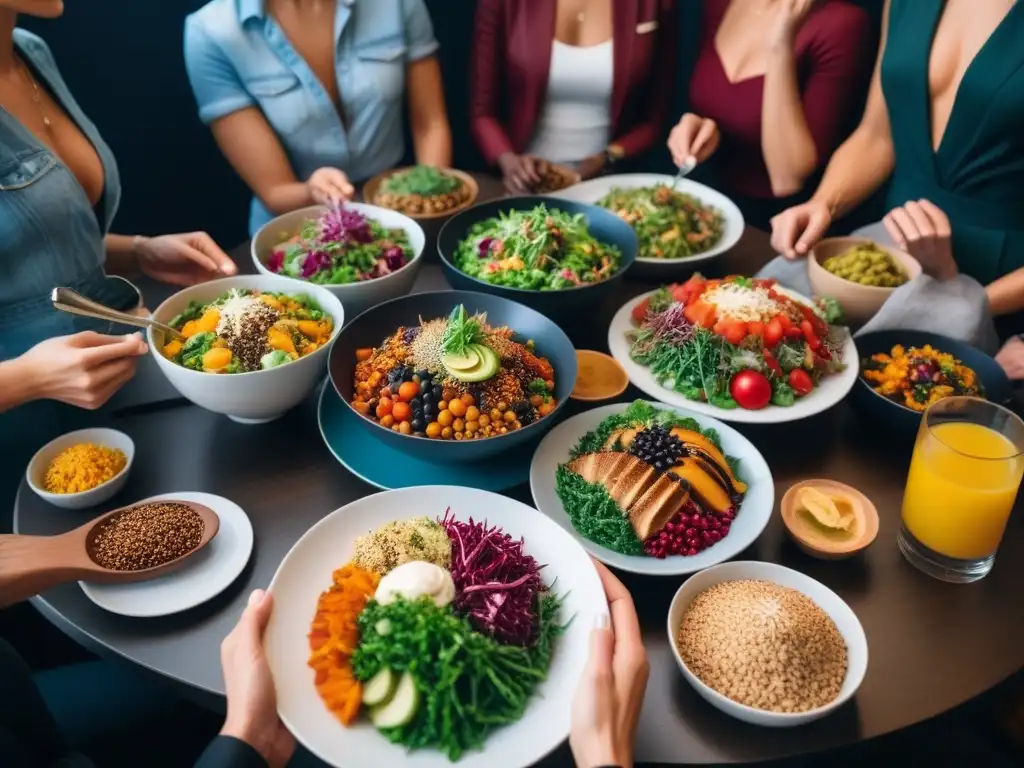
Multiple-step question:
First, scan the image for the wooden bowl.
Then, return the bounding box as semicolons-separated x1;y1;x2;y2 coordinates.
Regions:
362;167;479;221
780;479;879;560
807;237;921;326
0;499;219;607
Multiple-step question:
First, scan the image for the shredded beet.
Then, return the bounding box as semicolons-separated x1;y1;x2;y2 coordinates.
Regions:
440;508;545;646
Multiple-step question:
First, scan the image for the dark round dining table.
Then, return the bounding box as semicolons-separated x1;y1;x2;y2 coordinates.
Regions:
13;174;1024;766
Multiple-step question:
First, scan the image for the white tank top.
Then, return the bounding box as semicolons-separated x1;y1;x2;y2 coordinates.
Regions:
527;39;614;163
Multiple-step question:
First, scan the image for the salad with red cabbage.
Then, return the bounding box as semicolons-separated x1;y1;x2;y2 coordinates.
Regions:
267;206;413;285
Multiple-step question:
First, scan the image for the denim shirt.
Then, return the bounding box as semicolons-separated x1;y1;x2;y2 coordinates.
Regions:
184;0;440;236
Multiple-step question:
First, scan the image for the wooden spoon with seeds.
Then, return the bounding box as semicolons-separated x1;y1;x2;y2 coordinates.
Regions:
0;500;219;608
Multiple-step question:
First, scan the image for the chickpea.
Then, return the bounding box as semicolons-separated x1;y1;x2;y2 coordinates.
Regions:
478;414;490;427
426;422;442;438
399;421;412;435
497;401;508;411
490;408;502;422
448;399;467;418
460;393;475;406
441;426;453;440
438;400;448;412
465;420;479;434
380;414;395;428
504;410;517;423
437;410;454;427
453;418;466;433
353;401;370;415
465;406;480;422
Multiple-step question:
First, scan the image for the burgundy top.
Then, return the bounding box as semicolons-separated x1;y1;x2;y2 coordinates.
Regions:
688;0;874;200
470;0;678;165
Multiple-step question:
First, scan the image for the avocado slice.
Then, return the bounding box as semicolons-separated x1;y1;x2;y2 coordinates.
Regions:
369;670;420;729
441;348;480;373
453;344;499;383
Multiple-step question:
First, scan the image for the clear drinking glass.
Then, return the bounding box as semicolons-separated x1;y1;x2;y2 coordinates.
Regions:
899;397;1024;582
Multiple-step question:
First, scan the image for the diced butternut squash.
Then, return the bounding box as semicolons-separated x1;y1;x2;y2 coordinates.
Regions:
180;320;200;339
162;339;183;359
196;309;220;334
355;348;373;362
202;347;234;372
261;295;284;311
268;328;297;356
297;320;322;340
670;428;747;494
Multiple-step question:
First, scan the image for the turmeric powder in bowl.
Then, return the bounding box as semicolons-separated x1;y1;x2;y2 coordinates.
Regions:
44;444;127;494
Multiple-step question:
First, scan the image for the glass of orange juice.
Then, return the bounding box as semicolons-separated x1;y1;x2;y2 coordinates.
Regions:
900;397;1024;582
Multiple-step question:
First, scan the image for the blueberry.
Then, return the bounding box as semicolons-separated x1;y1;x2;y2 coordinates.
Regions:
416;369;429;380
420;379;432;394
411;417;425;432
422;391;434;404
432;384;443;400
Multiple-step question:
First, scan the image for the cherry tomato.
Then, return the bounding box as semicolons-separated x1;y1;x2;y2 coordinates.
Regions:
785;326;805;341
375;398;393;419
397;381;419;402
632;297;651;324
777;314;792;330
391;401;412;422
724;321;748;346
730;370;772;410
800;319;821;350
789;369;813;396
747;321;766;339
764;317;784;348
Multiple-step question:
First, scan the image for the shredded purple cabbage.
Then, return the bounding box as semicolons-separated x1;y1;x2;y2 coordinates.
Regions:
319;207;372;245
301;250;331;278
383;245;406;271
440;508;545;646
477;237;495;258
266;249;284;274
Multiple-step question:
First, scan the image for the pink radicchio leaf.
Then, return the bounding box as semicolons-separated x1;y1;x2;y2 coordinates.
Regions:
319;206;372;244
300;250;331;278
266;248;284;273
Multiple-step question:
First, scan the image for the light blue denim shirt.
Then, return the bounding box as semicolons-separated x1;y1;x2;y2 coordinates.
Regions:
184;0;440;236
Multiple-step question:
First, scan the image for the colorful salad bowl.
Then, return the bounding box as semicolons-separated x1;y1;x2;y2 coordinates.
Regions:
553;173;745;278
149;275;344;423
436;196;638;319
328;290;578;461
251;203;426;322
852;329;1011;436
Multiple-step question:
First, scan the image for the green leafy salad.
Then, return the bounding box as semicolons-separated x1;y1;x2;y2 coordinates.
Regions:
452;204;622;290
597;185;725;260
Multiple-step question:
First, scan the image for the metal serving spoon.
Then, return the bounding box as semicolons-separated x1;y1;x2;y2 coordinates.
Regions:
52;287;185;341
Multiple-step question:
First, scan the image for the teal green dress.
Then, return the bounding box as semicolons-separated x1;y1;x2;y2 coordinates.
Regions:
881;0;1024;286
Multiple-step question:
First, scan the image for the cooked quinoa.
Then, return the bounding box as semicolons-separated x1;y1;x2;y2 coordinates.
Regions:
44;443;127;494
352;517;452;576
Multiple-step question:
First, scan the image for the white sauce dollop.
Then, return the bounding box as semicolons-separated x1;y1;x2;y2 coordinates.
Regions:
376;561;455;608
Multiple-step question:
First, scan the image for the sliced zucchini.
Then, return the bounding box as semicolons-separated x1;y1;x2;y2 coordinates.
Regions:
369;671;420;729
361;667;397;708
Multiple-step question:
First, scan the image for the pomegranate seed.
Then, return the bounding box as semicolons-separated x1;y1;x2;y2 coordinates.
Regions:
687;547;699;556
685;527;697;538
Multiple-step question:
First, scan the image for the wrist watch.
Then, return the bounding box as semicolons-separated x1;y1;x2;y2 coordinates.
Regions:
603;143;626;170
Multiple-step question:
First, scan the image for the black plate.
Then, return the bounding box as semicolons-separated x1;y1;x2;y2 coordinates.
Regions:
852;330;1011;436
328;290;578;462
436;196;638;321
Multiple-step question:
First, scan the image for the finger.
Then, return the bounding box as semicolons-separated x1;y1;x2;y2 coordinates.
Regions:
903;201;936;240
66;330;127;348
80;333;148;366
184;232;237;275
691;120;718;161
882;214;907;250
794;209;830;255
671;116;699;162
327;169;355;197
86;361;139;409
586;619;615;680
172;240;221;277
917;199;951;236
888;207;920;246
591;560;643;648
522;156;542;184
240;589;274;644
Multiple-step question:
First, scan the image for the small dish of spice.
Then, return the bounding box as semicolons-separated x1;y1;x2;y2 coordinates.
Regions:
570;350;629;402
27;428;135;510
781;479;879;560
667;560;867;727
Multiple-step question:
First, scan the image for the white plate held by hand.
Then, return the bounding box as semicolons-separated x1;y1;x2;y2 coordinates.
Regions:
79;492;254;617
530;401;774;575
608;288;859;424
264;485;608;768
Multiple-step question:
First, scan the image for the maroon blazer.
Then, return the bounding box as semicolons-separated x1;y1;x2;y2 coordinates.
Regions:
470;0;678;165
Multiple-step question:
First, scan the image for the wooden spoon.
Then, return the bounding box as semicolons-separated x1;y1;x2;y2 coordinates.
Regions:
0;500;219;607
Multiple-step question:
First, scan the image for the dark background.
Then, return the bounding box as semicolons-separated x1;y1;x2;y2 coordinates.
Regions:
20;0;886;248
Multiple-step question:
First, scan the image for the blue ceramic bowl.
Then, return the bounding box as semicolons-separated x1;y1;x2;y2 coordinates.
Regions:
437;196;638;320
852;329;1011;437
328;290;578;461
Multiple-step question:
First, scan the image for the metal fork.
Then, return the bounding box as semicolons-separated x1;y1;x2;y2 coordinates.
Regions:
671;156;698;191
51;287;185;341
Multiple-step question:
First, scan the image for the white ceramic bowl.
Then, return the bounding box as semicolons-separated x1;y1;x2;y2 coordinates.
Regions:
553;173;745;279
264;485;608;768
26;428;135;510
148;275;344;423
530;401;774;575
608;287;859;424
252;203;426;323
667;561;868;727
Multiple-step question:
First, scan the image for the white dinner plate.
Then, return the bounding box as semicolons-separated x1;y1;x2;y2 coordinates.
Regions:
608;288;859;424
530;401;774;575
79;492;254;617
552;173;745;276
264;485;608;768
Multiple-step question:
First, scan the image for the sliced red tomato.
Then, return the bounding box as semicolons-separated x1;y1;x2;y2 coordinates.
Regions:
776;314;793;330
764;317;784;348
632;297;651;324
723;320;748;346
785;326;804;341
685;300;717;329
763;349;783;376
789;368;813;396
801;319;821;350
672;275;707;305
747;320;766;339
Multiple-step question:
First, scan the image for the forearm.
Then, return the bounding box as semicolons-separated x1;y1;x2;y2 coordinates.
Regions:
0;357;37;413
412;116;453;168
809;126;895;219
761;44;818;197
256;181;315;216
986;269;1024;316
103;234;141;277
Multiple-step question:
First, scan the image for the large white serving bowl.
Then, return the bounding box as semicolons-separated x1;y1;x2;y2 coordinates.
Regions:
608;287;859;424
530;401;774;575
264;485;608;768
553;173;744;278
26;428;135;510
667;561;868;727
252;203;426;322
148;275;344;423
